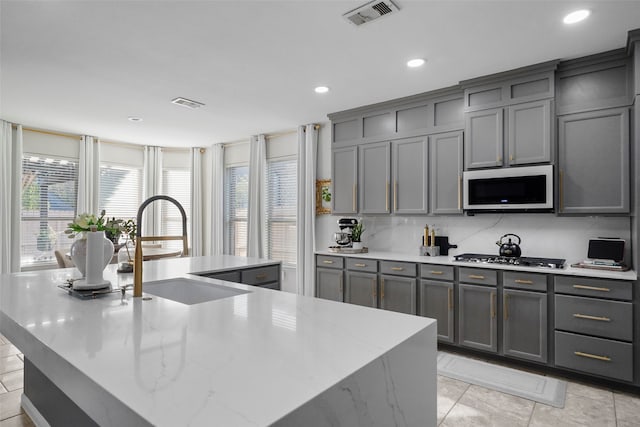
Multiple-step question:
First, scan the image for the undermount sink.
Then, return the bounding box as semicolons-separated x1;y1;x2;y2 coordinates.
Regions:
143;277;250;305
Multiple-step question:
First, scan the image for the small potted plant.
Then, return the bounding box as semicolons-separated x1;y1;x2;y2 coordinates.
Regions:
351;221;365;250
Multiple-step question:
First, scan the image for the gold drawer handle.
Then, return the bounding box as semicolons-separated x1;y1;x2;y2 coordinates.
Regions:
514;279;533;284
255;273;268;280
573;284;610;292
469;274;485;280
573;313;611;322
323;260;334;264
574;351;611;362
430;271;444;275
391;267;404;271
354;263;366;267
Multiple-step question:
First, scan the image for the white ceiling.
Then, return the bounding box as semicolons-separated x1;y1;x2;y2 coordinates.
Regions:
2;1;640;147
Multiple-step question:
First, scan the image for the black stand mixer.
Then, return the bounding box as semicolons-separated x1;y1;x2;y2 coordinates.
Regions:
332;218;358;248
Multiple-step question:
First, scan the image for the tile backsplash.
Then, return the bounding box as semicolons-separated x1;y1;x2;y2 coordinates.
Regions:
316;214;632;264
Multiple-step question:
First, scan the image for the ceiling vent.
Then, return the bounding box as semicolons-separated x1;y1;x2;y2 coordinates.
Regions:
343;0;400;26
171;97;205;109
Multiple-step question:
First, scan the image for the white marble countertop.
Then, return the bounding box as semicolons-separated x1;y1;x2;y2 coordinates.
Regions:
0;255;435;426
315;250;637;281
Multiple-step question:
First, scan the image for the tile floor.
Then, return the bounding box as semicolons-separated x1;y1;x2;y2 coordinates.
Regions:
1;333;639;426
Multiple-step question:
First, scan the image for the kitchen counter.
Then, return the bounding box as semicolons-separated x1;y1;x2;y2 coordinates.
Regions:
0;256;437;426
315;250;637;281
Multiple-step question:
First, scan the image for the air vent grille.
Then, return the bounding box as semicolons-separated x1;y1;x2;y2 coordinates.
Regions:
343;0;399;26
171;97;205;109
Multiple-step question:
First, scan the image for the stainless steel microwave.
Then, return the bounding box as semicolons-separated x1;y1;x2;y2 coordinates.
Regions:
463;165;554;212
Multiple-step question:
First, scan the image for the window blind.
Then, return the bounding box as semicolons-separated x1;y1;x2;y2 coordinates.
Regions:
161;168;191;251
266;158;297;265
21;154;78;267
224;165;249;256
99;163;143;221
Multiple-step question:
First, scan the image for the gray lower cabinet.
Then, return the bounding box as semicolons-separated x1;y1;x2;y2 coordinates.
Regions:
379;274;416;315
458;283;498;352
430;131;463;215
331;146;358;214
316;267;343;302
465;108;503;169
359;141;391;214
419;280;454;343
345;271;378;308
558;107;630;214
392;137;429;214
503;289;547;363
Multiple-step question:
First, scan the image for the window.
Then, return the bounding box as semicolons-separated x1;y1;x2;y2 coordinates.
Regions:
224;165;249;256
266;158;297;265
161;168;191;251
99;163;143;222
21;154;78;267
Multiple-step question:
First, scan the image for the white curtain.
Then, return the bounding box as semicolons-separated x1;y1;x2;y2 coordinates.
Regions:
203;143;224;256
296;124;318;296
77;135;100;214
190;147;204;256
0;121;23;273
247;135;266;258
143;146;163;236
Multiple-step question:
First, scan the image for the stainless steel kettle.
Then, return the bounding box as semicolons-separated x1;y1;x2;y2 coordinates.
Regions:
496;233;522;257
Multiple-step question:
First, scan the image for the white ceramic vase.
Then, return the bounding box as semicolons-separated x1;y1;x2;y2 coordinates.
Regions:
352;241;363;250
70;232;115;277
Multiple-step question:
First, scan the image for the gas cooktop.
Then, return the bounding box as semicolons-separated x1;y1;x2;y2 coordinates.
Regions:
453;253;566;269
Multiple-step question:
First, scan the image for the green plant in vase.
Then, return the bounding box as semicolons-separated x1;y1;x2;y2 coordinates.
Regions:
351;221;365;250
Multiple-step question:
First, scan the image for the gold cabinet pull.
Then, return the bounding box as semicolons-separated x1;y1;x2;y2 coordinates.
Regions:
430;270;444;275
381;278;385;299
490;292;496;318
573;284;610;292
509;154;513;162
574;351;611;362
391;267;404;271
469;274;485;280
448;287;453;310
514;279;533;285
339;276;343;293
353;183;357;212
372;278;377;299
559;170;564;212
504;294;509;320
386;181;390;211
323;260;334;264
394;181;398;211
354;263;366;267
457;175;462;210
255;273;268;280
573;313;611;322
497;155;502;164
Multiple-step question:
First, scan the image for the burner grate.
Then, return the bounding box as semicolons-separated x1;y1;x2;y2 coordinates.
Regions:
454;253;565;269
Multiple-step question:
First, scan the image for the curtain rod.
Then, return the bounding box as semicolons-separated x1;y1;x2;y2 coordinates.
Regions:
22;126;81;140
220;124;321;147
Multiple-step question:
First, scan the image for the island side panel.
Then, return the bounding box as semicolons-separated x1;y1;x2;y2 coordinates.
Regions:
273;321;437;427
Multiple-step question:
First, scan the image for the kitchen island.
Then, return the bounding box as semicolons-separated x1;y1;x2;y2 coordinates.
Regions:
0;255;437;426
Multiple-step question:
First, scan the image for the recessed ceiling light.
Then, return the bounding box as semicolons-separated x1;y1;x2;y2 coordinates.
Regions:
407;58;425;68
128;116;143;122
563;9;590;24
314;86;330;94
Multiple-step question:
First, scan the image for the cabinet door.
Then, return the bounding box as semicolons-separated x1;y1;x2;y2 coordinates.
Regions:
316;268;344;302
419;280;454;343
558;108;629;214
345;271;377;308
359;142;391;214
392;137;428;214
380;275;416;315
430;131;463;215
503;289;547;363
458;283;497;352
465;108;503;169
508;99;551;165
331;146;358;214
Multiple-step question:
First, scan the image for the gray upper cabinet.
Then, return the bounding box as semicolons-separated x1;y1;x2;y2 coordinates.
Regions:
392;137;429;214
430;131;463;214
331;146;358;214
345;271;378;308
558;107;630;214
508;99;552;165
503;289;548;363
359;141;391;214
465;108;503;169
379;275;417;315
316;268;343;302
458;283;498;353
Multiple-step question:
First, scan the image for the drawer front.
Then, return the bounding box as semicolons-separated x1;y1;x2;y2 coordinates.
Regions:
555;276;632;301
503;271;547;292
346;258;378;273
205;271;241;283
554;295;632;341
458;267;497;286
420;264;454;281
380;260;417;277
555;331;633;382
241;265;279;285
316;255;344;270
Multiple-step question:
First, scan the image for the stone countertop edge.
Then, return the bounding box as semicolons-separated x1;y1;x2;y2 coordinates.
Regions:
315;250;637;281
